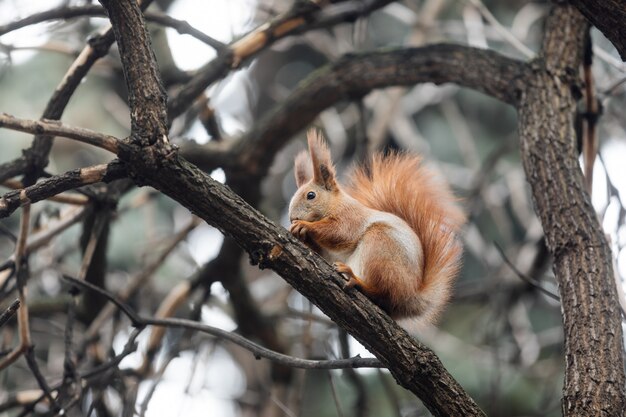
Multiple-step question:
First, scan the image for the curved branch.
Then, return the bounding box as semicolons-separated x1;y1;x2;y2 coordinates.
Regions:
63;272;383;371
0;5;103;36
184;44;527;175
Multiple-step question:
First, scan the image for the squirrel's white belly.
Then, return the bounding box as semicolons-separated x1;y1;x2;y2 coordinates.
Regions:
330;211;421;281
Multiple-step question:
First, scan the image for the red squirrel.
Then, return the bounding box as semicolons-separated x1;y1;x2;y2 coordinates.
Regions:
288;130;465;323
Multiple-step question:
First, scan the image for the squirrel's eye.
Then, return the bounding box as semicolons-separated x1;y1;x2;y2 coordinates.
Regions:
306;191;316;200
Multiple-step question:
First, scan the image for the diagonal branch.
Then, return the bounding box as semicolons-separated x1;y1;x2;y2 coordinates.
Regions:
0;299;20;328
100;0;484;415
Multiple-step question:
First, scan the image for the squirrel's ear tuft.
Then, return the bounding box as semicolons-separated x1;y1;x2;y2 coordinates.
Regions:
294;151;312;188
307;129;337;191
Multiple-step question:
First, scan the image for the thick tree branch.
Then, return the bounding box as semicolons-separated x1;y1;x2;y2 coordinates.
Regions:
570;0;626;60
518;5;626;415
137;157;485;416
100;1;167;145
100;0;484;415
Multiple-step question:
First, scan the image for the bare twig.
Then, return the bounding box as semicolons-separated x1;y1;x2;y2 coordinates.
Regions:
26;207;87;253
328;371;345;417
62;273;384;370
464;0;535;58
0;113;120;154
494;242;560;301
167;0;394;119
23;348;60;413
0;299;20;328
0;5;224;50
83;217;200;341
2;179;89;205
0;205;31;371
0;161;127;219
81;328;143;380
197;95;222;140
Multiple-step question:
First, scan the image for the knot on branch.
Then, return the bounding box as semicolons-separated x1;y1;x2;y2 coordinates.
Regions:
87;32;114;57
248;242;286;270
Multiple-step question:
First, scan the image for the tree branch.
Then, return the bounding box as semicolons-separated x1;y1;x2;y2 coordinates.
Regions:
517;4;626;415
0;299;20;328
63;273;383;370
0;161;127;219
12;0;153;188
0;5;225;50
167;0;394;120
0;113;119;154
100;0;484;415
570;0;626;60
184;44;528;175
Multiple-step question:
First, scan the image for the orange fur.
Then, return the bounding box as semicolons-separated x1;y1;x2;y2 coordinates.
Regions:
289;130;465;324
346;153;465;322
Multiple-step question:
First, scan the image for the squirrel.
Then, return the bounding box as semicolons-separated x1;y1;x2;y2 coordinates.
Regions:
288;129;465;323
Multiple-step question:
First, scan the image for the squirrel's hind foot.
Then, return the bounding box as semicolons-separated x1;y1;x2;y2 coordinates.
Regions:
333;261;364;290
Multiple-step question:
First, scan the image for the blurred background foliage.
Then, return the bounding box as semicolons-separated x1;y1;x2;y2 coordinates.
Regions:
1;0;625;416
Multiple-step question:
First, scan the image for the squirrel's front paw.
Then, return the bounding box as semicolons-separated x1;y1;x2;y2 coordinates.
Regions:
290;220;309;241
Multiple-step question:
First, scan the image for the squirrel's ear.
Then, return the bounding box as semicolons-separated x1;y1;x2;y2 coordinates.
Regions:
294;151;312;188
307;129;337;191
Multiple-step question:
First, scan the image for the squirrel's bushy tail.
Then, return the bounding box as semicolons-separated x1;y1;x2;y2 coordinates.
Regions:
346;152;465;323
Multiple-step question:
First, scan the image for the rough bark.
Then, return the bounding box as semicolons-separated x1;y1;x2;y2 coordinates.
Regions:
518;5;626;415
